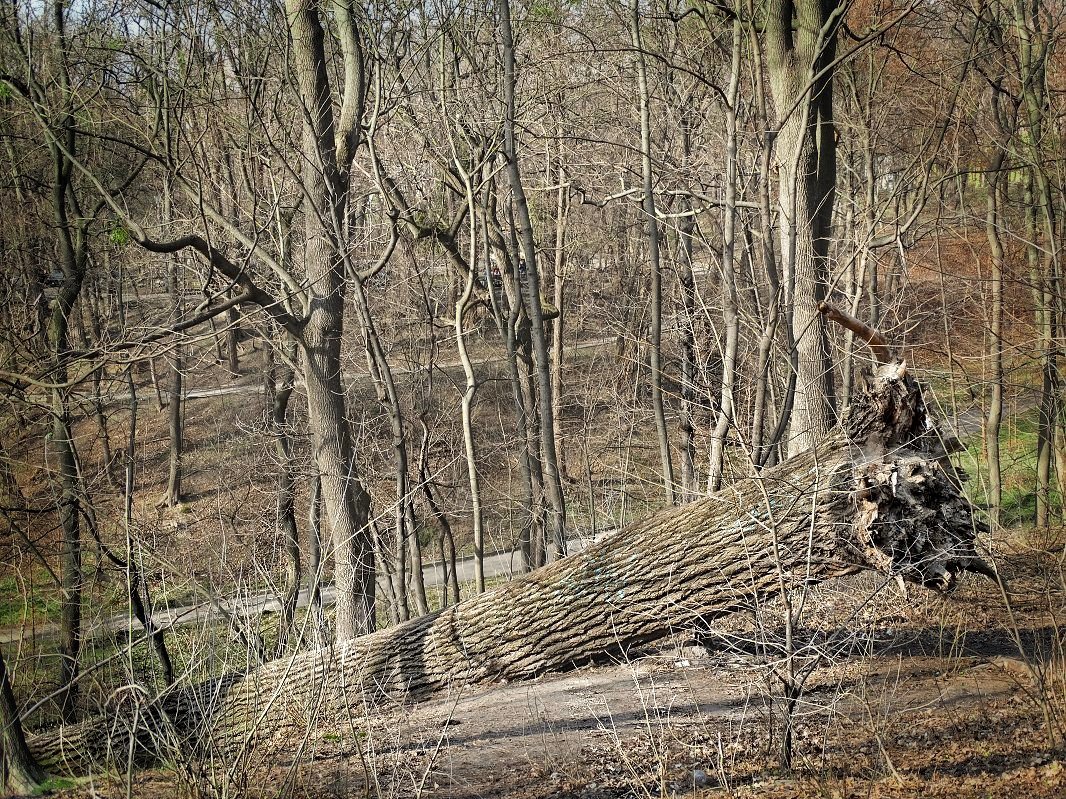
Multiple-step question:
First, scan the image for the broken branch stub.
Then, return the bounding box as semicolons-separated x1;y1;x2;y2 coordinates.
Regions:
818;301;895;364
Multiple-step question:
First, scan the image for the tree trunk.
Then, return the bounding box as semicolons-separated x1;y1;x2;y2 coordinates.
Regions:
485;192;542;573
706;19;743;493
46;0;87;720
1010;0;1060;527
123;368;176;685
551;157;569;482
631;0;676;505
226;301;240;377
676;128;699;500
352;266;428;620
164;343;184;507
984;149;1007;525
1026;175;1056;529
499;0;567;558
1;648;43;796
455;175;486;593
52;396;81;724
766;0;840;457
74;294;116;486
164;191;184;509
307;472;328;648
502;286;543;572
288;0;375;640
148;357;164;412
27;361;990;772
268;339;301;654
417;419;460;608
748;25;785;469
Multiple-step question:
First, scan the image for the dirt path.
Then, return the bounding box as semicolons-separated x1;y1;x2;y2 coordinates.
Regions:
93;336;618;406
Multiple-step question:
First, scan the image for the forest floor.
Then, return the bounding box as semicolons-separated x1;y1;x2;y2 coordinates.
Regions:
9;244;1064;796
47;525;1066;799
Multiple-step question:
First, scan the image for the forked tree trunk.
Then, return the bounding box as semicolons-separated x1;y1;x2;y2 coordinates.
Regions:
766;0;840;457
455;174;486;594
288;0;375;640
28;357;990;773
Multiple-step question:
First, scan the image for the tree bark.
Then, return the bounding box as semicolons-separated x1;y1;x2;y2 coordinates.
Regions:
163;185;184;509
123;368;176;685
676;108;700;500
268;339;302;654
1010;1;1061;529
455;171;486;594
551;156;569;482
748;24;786;469
417;419;460;608
499;0;567;558
307;472;328;648
225;300;241;377
164;318;184;507
706;18;743;494
27;361;990;773
287;0;375;639
45;0;88;722
765;0;841;457
984;149;1007;525
630;0;676;505
1;648;43;796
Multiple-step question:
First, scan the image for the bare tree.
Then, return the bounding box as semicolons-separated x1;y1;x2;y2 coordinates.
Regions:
630;0;676;504
765;0;842;456
499;0;567;557
706;16;743;493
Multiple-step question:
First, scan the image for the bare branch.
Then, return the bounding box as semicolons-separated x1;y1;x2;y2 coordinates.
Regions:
818;301;894;364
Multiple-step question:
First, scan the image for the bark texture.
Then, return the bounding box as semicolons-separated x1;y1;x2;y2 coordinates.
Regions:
27;363;987;774
287;0;375;640
766;0;841;456
2;648;43;795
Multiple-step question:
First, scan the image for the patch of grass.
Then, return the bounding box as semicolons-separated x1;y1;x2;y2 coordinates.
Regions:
958;406;1061;527
0;571;61;629
31;775;85;795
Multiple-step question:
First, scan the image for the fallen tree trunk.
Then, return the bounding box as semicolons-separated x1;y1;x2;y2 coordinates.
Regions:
28;361;989;774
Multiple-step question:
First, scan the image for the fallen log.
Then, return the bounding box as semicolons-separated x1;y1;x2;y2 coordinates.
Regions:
27;360;989;774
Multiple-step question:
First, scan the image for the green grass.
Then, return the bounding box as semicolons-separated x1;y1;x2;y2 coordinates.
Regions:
33;776;85;794
0;571;61;629
958;407;1060;527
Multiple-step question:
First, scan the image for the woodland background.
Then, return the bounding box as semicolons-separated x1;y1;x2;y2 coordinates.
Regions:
1;0;1064;796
